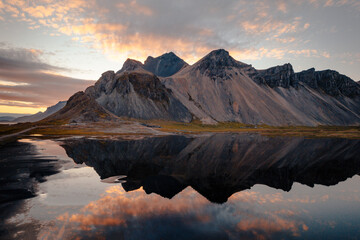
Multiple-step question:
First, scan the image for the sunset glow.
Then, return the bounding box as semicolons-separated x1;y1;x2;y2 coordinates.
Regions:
0;0;359;114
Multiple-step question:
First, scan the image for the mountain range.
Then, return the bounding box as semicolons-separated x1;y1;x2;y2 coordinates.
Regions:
15;101;66;123
44;49;360;126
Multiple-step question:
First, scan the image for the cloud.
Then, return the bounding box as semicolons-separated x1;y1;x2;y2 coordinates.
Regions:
0;46;93;109
0;47;65;72
277;1;288;13
33;183;321;240
116;0;153;16
288;49;331;58
0;0;359;80
37;186;311;240
25;5;55;18
306;0;360;9
0;0;330;64
237;215;308;238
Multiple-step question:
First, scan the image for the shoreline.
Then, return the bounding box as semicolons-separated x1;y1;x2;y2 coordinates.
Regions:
0;120;359;140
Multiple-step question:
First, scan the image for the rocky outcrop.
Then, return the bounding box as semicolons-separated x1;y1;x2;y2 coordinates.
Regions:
295;68;360;97
249;65;360;98
255;63;298;88
192;49;249;80
85;71;192;122
52;49;360;126
116;59;146;74
143;52;188;77
42;91;119;123
15;101;66;123
115;52;188;77
163;49;360;126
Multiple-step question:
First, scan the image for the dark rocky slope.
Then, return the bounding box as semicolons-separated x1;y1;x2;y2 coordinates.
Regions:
43;91;119;123
143;52;188;77
116;52;188;77
163;49;360;125
49;49;359;126
85;70;192;122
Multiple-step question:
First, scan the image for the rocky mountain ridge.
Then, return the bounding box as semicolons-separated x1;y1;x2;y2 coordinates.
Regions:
163;49;360;125
85;70;192;122
143;52;188;77
116;52;188;77
15;101;66;123
44;49;360;126
43;92;119;123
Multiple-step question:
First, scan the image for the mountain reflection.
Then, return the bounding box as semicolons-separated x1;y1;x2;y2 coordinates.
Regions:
61;133;360;203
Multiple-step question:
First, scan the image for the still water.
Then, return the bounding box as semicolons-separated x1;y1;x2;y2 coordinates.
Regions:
1;133;360;240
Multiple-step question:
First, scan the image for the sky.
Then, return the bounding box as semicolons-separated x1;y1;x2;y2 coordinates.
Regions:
0;0;359;115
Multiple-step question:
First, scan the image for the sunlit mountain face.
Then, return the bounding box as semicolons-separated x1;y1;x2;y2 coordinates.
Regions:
2;134;359;240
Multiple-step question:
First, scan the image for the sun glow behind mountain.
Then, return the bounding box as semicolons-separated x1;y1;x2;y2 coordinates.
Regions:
0;0;359;114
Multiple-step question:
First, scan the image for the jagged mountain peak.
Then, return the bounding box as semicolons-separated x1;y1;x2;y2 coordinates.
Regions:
145;52;178;62
84;70;193;122
76;48;360;126
101;70;115;78
143;51;188;77
116;59;145;74
259;63;294;73
296;68;360;97
188;49;247;80
205;48;230;57
198;49;235;65
255;63;297;88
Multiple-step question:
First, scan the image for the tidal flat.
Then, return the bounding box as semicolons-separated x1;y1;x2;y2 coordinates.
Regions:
0;133;360;240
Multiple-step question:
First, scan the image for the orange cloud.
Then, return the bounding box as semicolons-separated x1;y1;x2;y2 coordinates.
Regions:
65;29;213;64
41;186;211;239
1;0;309;65
37;185;317;240
0;104;46;114
237;216;308;238
59;23;127;36
305;0;360;9
25;5;54;18
278;1;287;13
0;46;93;112
288;49;330;58
241;18;301;37
231;47;286;60
117;0;153;16
1;0;340;72
0;0;5;10
274;37;296;43
229;191;285;204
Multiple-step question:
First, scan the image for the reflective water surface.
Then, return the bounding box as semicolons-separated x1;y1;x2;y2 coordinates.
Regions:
1;133;360;240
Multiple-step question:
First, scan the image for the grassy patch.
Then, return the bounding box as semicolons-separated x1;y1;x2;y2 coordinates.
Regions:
29;125;152;136
1;119;360;139
143;120;360;139
139;119;253;132
0;123;35;136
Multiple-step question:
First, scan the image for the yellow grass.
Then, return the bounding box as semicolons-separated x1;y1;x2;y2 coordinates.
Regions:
1;119;359;139
142;120;360;139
